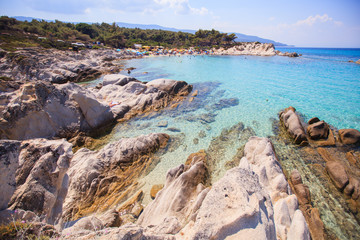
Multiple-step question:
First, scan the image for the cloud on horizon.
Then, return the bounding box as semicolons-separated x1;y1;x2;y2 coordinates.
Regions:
295;14;342;27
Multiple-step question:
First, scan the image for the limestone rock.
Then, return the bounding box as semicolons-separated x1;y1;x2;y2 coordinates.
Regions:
240;137;310;240
96;78;192;119
279;107;308;145
97;209;122;227
183;167;276;240
62;133;169;221
102;74;138;86
338;129;360;145
138;161;208;234
213;42;276;56
0;48;136;84
287;210;311;240
62;216;104;237
0;138;72;225
325;161;349;190
0;140;21;210
307;120;329;140
146;78;193;96
0;82;114;140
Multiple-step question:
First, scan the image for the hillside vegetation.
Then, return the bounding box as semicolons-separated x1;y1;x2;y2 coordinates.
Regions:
0;16;237;51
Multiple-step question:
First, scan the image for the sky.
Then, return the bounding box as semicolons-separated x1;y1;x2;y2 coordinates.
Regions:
1;0;360;47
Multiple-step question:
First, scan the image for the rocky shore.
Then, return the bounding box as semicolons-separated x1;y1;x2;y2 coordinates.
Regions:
212;42;299;57
0;48;139;84
0;47;358;240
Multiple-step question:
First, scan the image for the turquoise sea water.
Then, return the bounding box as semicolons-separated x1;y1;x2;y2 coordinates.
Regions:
127;47;360;134
98;47;360;207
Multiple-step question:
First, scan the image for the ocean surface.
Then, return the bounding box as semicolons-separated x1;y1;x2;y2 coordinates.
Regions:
86;48;360;239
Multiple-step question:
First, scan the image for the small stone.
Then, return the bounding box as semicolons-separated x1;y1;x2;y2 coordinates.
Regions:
150;184;164;199
157;120;168;128
167;127;181;132
193;138;199;144
294;184;311;205
198;130;206;138
131;202;143;218
290;169;303;186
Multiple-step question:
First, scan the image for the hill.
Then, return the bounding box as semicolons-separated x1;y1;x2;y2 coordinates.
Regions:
13;16;287;46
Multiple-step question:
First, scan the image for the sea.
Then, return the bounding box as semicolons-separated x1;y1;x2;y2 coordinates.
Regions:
84;47;360;239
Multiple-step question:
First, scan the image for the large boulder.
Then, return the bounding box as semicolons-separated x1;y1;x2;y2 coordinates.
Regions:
138;161;208;234
0;82;114;140
279;107;308;145
96;78;192;119
338;129;360;145
0;138;72;224
182;167;276;240
307;120;329;140
240;137;310;240
325;161;349;190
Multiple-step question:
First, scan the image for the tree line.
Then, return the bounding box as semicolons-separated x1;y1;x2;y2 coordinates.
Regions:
0;16;237;49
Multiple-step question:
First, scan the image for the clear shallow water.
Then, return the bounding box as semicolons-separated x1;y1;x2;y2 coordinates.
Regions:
100;48;360;204
83;48;360;239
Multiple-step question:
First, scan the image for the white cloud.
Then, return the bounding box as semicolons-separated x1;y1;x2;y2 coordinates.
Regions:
154;0;208;15
295;14;342;27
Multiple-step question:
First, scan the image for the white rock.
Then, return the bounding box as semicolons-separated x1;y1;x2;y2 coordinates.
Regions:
287;210;311;240
183;167;276;240
102;74;137;86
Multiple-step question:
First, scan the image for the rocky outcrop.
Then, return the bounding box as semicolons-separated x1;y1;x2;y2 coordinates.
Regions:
0;138;72;225
96;78;192;119
0;48;138;84
279;107;308;145
102;74;138;87
307;119;329;140
338;129;360;145
136;137;309;240
0;81;114;140
213;42;276;56
0;76;192;141
62;133;169;222
276;50;299;57
240;137;310;240
290;170;326;240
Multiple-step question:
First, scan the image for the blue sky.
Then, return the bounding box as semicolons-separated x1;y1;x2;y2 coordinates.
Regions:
1;0;359;47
